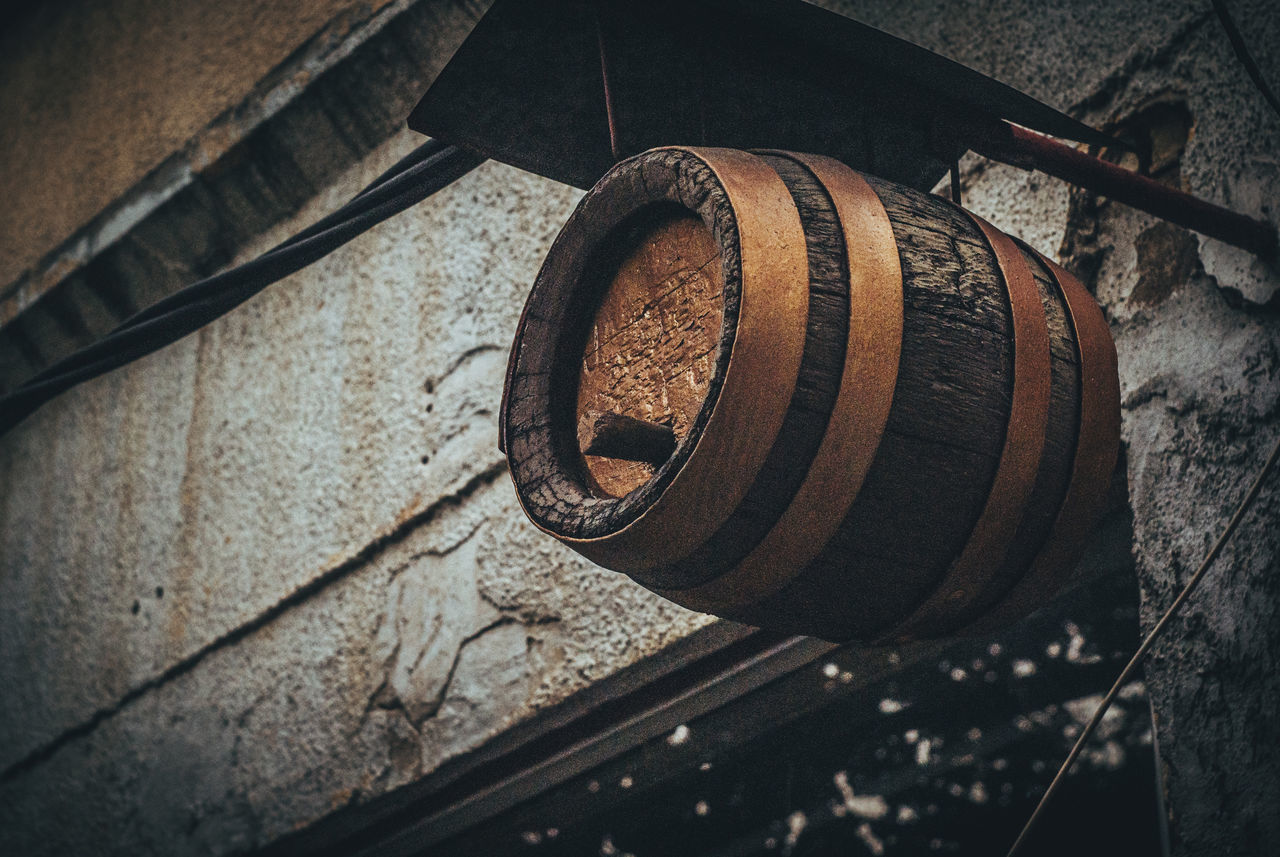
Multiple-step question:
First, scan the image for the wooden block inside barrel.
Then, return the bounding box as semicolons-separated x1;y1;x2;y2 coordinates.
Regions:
500;146;1119;642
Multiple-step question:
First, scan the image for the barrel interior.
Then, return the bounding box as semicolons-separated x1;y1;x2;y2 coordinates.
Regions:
507;149;745;545
575;206;725;497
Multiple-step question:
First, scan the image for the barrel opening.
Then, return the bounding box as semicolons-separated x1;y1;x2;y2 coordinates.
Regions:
564;202;726;499
505;147;745;542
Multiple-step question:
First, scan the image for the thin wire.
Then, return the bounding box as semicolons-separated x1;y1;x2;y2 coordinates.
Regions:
593;3;622;161
1006;430;1280;856
1211;0;1280;121
0;144;486;437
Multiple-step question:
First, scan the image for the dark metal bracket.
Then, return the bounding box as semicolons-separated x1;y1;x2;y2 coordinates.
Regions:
411;0;1276;259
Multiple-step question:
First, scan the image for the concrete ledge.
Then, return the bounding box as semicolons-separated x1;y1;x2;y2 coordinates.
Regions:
0;0;486;392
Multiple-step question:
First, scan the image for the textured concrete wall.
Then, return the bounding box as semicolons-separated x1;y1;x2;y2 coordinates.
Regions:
0;131;711;852
2;0;1279;854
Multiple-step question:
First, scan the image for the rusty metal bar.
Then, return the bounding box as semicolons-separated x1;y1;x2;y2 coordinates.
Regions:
971;122;1278;259
593;3;623;162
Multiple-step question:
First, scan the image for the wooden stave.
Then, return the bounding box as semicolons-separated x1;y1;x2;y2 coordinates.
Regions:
872;211;1054;641
648;152;903;612
683;173;1084;641
961;247;1119;635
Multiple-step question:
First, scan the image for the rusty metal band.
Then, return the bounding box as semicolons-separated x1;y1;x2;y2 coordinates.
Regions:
566;147;811;571
964;248;1120;634
881;213;1051;642
656;153;903;614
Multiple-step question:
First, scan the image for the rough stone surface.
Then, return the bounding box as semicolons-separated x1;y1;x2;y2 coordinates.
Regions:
0;131;584;773
0;473;710;855
1119;286;1280;854
1078;172;1280;855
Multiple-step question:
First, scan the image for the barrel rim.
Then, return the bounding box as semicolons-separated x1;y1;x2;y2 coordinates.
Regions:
503;146;810;570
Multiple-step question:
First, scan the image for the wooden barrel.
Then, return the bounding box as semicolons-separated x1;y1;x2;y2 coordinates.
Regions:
500;146;1119;642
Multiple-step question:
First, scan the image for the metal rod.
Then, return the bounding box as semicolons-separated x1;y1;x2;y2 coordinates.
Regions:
972;123;1277;259
594;4;623;162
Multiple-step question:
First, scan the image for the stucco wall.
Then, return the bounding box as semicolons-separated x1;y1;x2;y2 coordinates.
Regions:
0;129;714;852
2;0;1279;854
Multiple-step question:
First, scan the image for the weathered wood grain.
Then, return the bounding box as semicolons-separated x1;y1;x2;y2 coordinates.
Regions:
724;177;1081;640
575;210;723;497
505;148;744;542
580;412;678;466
